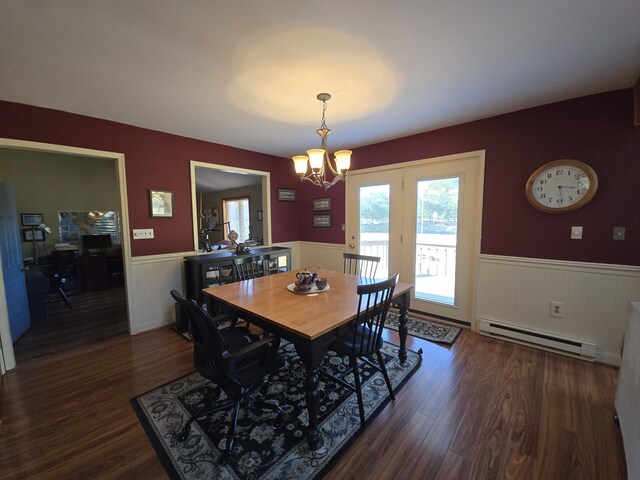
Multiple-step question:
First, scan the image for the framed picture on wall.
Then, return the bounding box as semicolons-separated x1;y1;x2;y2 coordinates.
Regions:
22;228;45;242
277;188;296;202
312;197;331;211
21;213;43;226
312;214;331;228
150;190;174;217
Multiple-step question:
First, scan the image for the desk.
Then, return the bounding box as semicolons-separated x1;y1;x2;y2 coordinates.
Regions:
203;268;413;450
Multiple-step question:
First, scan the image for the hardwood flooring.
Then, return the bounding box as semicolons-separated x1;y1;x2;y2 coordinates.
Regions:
0;318;626;479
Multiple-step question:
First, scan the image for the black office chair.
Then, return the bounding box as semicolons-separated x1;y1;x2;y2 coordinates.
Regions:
170;290;283;465
343;252;381;279
321;273;398;427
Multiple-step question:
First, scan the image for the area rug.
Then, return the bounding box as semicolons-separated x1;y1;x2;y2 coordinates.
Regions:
132;341;421;480
384;311;461;344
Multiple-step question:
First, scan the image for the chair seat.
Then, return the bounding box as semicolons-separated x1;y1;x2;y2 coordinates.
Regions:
328;325;382;356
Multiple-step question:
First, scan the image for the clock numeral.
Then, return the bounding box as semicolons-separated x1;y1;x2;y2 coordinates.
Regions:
540;193;546;199
539;179;547;185
555;169;564;176
556;198;564;205
536;186;544;192
568;196;574;202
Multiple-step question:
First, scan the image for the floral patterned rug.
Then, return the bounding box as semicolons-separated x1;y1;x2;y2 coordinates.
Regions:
384;311;461;344
132;341;421;480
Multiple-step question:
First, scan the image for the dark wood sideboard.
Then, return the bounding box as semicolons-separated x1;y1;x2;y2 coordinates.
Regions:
183;246;292;307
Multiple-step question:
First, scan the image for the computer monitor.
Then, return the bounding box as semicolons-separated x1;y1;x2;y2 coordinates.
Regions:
82;234;112;253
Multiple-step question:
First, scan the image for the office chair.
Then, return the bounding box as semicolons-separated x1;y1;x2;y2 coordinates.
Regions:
170;290;283;465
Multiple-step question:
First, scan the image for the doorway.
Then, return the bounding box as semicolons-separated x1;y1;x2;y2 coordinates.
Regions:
346;150;484;325
0;139;131;372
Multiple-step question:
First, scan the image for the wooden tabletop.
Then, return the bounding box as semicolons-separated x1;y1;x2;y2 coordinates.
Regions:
203;268;413;341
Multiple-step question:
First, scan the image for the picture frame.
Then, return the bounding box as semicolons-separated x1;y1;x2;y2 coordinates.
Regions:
312;197;332;211
22;228;45;242
150;190;174;217
21;213;43;226
257;210;263;221
277;188;296;202
312;214;332;228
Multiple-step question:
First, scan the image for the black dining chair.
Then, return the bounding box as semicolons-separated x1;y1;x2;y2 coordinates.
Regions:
343;252;381;279
231;255;271;331
170;290;283;465
232;255;271;280
321;273;398;427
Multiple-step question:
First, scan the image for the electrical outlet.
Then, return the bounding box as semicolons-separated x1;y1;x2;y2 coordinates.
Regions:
550;301;564;318
571;226;583;240
133;228;154;239
613;227;625;240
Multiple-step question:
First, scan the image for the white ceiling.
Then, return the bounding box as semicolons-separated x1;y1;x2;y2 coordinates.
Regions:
1;1;639;161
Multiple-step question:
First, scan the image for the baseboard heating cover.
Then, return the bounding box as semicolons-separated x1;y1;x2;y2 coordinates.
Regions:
479;319;596;360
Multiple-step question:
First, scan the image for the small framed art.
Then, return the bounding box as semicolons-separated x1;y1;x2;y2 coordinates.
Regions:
312;197;331;211
22;228;45;242
277;188;296;202
21;213;43;226
150;190;174;217
312;214;332;228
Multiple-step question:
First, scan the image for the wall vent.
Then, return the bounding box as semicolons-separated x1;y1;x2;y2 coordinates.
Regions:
479;318;596;360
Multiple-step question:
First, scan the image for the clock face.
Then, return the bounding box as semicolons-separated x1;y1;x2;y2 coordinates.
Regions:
525;160;598;213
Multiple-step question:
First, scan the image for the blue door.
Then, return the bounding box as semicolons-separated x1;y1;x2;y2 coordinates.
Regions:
0;183;31;342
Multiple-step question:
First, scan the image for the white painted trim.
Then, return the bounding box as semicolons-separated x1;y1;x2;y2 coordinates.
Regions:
0;137;132;372
480;254;640;277
348;150;487;176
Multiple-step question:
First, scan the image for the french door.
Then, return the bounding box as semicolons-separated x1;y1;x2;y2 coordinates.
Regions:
346;151;484;324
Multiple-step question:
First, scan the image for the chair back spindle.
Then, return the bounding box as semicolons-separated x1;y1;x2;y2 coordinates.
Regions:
343;252;381;279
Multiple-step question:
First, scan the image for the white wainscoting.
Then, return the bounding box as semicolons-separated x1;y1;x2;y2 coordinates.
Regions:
298;241;346;273
477;254;640;366
127;252;189;333
128;243;304;334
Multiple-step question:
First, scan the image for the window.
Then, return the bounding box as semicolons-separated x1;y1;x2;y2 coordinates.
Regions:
223;197;250;242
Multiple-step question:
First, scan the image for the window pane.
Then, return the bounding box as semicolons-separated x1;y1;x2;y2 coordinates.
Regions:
223;197;250;242
414;177;459;305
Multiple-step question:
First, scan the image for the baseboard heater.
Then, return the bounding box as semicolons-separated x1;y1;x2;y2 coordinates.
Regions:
479;318;596;360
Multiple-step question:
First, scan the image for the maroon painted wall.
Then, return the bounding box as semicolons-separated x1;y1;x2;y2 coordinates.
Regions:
2;89;639;265
0;101;303;256
297;89;640;266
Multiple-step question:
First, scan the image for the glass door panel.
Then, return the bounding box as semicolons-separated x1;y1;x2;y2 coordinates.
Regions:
414;177;459;305
359;184;390;278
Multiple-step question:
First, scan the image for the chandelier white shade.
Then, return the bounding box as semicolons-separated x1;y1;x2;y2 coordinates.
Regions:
292;93;351;190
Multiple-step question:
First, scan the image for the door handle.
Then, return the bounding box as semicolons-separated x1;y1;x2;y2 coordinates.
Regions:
349;243;356;249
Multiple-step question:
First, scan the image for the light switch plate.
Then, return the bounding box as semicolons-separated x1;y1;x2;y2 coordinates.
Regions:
133;228;154;239
613;227;625;240
571;226;583;240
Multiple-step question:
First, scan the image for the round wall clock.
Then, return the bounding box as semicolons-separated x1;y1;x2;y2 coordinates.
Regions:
525;159;598;213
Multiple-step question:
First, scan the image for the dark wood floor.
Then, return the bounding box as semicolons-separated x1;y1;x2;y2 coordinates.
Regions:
0;313;626;479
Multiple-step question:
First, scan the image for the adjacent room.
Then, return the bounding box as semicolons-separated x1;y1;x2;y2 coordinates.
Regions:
1;2;639;479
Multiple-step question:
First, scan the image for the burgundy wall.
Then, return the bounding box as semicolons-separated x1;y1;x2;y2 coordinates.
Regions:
298;89;640;266
2;89;639;265
0;101;303;256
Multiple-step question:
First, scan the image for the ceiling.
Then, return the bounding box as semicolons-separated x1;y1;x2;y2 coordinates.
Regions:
1;1;639;161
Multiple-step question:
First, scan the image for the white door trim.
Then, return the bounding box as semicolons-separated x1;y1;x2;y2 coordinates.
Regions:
0;138;132;371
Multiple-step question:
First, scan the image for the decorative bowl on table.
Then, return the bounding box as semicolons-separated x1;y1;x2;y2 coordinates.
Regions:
315;278;328;290
294;283;312;293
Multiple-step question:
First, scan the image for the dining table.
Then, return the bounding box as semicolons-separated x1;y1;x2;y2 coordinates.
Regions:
203;267;413;451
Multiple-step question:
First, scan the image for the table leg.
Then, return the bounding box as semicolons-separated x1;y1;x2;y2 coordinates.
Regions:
398;300;409;364
294;342;324;450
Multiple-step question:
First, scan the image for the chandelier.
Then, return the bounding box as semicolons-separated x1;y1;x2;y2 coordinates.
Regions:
292;93;352;190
